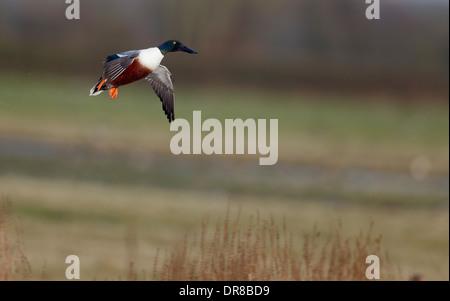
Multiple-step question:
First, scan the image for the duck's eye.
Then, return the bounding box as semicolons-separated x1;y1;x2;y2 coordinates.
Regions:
173;41;176;45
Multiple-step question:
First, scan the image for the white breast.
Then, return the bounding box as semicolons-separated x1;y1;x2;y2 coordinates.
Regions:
138;47;164;71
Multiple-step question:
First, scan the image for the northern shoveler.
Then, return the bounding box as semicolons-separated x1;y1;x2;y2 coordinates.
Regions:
89;40;197;122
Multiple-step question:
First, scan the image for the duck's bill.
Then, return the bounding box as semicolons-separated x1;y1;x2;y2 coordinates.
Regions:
180;45;198;54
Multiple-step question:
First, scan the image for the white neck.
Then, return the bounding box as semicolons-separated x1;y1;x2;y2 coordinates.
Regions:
138;47;164;70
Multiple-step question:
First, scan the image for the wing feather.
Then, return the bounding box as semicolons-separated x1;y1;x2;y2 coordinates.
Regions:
145;65;175;122
102;50;140;85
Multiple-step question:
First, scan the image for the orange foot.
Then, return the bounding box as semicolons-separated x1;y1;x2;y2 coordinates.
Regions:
97;78;108;92
108;87;118;99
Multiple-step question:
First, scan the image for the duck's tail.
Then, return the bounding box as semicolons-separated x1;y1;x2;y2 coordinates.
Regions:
89;77;108;96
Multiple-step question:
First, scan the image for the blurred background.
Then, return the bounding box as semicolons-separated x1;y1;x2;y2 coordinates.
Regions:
0;0;448;280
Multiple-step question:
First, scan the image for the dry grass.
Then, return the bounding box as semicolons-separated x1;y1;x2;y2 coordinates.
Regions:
0;199;403;281
0;199;32;280
154;208;396;281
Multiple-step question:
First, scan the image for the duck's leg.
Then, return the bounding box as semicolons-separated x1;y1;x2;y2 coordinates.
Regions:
108;87;119;99
96;78;108;92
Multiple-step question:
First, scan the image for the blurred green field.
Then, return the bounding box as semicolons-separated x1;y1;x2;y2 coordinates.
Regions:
1;73;448;172
0;73;448;280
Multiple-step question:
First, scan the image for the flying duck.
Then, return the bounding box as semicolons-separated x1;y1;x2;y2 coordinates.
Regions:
89;40;197;122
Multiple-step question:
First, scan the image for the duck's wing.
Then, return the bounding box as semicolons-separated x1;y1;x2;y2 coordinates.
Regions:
102;50;141;84
145;65;175;122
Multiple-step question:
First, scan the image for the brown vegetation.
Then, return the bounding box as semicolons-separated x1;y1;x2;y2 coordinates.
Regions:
154;208;395;281
0;199;32;280
0;200;399;281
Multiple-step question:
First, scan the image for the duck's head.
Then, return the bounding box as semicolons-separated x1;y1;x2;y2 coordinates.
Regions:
158;40;198;55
